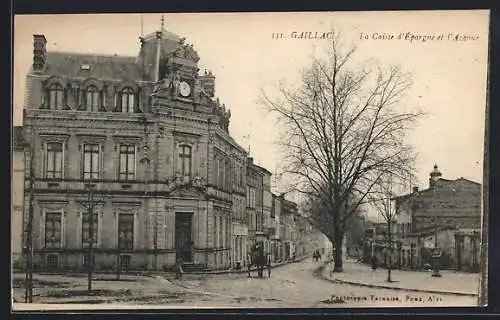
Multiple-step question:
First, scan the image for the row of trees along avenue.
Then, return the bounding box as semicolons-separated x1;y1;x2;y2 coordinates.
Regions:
260;30;423;272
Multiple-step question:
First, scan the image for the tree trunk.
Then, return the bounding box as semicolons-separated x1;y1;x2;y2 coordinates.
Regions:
333;232;344;272
386;221;392;282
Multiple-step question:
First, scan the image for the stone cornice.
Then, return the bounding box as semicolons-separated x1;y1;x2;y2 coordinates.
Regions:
26;73;155;86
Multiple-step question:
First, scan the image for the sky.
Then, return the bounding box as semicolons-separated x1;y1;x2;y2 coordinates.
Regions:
13;11;489;214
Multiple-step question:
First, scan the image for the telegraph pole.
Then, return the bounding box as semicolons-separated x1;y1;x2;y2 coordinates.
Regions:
24;127;35;303
85;182;97;293
79;175;99;293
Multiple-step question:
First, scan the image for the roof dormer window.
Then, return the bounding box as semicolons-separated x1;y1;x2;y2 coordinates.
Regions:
86;85;100;112
48;83;64;110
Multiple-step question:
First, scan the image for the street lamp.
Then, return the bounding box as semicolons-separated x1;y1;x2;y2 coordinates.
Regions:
83;182;99;293
431;225;442;277
23;140;35;303
431;188;442;278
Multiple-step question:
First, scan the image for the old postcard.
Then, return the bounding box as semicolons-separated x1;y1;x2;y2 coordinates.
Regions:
11;10;489;311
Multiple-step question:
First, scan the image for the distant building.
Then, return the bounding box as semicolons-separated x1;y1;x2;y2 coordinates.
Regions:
270;193;282;262
395;165;481;232
281;198;298;260
391;165;481;271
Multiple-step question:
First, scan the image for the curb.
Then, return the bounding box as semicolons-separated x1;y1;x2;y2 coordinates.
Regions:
318;262;477;297
183;255;310;275
141;255;310;277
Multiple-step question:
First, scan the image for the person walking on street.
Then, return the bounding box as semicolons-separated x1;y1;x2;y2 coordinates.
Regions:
371;255;378;272
176;255;184;279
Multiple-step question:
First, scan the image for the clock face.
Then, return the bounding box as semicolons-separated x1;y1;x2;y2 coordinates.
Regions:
179;81;191;97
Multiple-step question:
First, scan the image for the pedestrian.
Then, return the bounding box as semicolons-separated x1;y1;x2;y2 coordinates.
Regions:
176;256;184;279
329;258;335;277
371;255;378;271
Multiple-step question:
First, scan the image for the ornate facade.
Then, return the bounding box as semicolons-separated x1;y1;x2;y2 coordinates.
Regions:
21;27;247;271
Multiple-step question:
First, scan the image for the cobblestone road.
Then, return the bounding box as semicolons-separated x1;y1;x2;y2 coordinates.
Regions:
12;259;478;309
164;259;477;308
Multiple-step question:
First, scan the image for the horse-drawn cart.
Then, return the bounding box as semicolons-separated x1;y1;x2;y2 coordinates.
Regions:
247;242;271;278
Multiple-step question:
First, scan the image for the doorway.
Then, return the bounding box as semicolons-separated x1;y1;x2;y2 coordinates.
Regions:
175;212;193;262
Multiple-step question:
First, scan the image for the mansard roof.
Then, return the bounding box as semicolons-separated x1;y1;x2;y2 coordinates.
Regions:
36;51;143;81
253;164;272;176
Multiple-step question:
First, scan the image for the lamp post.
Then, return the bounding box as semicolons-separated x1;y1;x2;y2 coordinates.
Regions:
84;182;99;293
139;115;152;270
23;137;35;303
431;187;442;277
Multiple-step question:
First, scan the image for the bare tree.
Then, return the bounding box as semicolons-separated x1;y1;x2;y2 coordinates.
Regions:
370;174;402;283
260;30;423;272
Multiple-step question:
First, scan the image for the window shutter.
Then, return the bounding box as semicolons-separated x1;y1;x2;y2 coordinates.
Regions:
102;85;107;110
46;89;51;109
117;91;122;112
63;87;68;109
82;88;88;111
135;87;141;113
99;90;104;111
76;88;80;108
41;90;47;109
113;92;118;112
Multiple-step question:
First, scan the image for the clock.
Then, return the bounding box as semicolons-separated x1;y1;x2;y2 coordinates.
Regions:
179;81;191;97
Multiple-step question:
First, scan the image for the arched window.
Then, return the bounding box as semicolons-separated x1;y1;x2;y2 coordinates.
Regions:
120;88;135;113
86;86;100;111
49;84;64;109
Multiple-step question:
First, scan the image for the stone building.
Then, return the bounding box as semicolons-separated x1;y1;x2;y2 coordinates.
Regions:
245;158;266;255
12;126;26;268
391;165;481;271
20;24;248;271
231;154;248;269
281;198;298;260
258;165;273;255
270;193;282;262
395;165;481;231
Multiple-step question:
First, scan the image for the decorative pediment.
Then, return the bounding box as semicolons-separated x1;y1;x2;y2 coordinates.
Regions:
173;44;200;63
116;79;139;92
167;175;207;198
43;75;67;88
75;134;107;144
112;135;143;145
169;186;206;199
82;77;105;90
112;202;141;215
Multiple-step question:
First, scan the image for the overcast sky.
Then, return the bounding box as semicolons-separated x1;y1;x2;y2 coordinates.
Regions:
13;11;489;209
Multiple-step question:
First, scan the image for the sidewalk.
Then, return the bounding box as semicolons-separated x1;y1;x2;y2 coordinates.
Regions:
322;260;479;296
21;255;310;279
146;254;310;276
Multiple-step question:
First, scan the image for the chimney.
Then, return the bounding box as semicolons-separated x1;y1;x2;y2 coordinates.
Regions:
33;34;47;71
413;186;419;193
248;157;254;165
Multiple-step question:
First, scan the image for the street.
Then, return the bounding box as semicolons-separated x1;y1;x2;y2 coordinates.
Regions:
12;258;477;309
